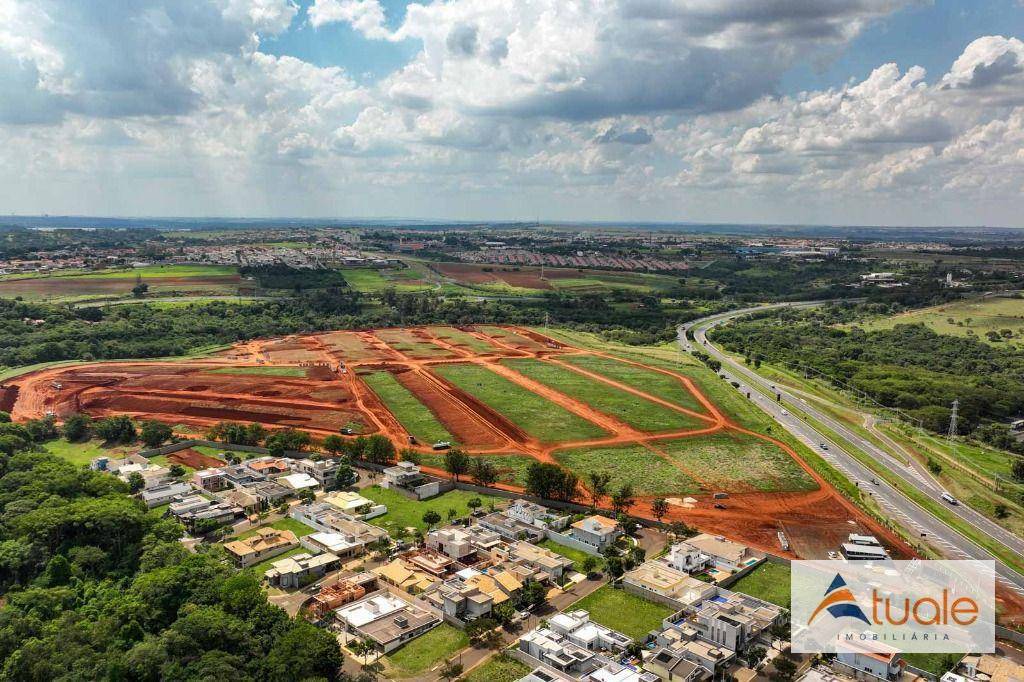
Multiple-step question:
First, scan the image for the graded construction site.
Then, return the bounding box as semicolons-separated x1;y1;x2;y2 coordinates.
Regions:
3;324;907;559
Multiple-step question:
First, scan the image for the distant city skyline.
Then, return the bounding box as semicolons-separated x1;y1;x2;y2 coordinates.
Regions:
2;1;1024;226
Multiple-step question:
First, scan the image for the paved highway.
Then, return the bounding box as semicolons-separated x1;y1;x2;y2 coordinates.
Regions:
681;303;1024;597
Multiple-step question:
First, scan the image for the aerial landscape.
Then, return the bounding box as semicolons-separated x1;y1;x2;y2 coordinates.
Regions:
2;1;1024;682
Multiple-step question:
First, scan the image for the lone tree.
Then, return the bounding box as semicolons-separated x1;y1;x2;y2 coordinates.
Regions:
588;472;612;508
140;420;173;448
610;483;635;515
470;457;499;487
422;510;441;530
443;448;471;482
651;497;669;522
467;497;483;513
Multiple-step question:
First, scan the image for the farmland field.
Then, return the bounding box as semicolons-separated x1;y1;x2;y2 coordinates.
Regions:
849;296;1024;347
501;357;705;432
0;264;243;301
553;443;701;495
431;362;609;442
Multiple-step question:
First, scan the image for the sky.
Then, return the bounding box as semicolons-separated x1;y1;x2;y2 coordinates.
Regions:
1;0;1023;227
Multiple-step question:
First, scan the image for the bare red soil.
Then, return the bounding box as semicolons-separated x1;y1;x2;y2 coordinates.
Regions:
169;448;226;469
6;325;918;563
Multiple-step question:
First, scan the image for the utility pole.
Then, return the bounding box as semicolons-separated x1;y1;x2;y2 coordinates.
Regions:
947;398;959;457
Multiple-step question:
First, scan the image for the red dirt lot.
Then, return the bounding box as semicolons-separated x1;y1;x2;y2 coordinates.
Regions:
169;448;226;469
6;325;922;567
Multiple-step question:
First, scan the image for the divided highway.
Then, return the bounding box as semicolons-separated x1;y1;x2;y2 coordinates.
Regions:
680;303;1024;597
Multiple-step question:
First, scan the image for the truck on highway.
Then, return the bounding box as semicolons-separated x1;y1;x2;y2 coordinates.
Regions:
941;491;959;505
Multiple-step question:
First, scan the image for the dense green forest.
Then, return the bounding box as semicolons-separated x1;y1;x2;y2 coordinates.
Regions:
0;286;727;368
710;305;1024;436
0;444;345;681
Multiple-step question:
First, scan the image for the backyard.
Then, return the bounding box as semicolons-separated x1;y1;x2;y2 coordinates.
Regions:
384;623;469;678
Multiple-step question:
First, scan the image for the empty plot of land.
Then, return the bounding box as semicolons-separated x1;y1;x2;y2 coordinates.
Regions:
561;354;707;414
361;370;455;445
205;366;307;377
553;443;701;496
425;326;501;353
374;329;456;359
260;339;322;363
418;452;536;486
319;332;389;361
659;432;816;492
431;362;608;442
473;326;547;351
501;358;703;432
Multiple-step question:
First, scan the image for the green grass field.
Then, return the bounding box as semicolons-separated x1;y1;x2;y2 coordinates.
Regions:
359;486;505;533
206;366;307;377
374;329;453;358
342;267;434;293
463;654;531;682
850;296;1024;347
361;370;455;444
42;439;126;466
417;452;536;486
553;443;700;496
80;264;238;279
727;561;791;608
658;431;816;492
501;357;703;432
385;624;469;678
570;585;674;640
561;353;707;414
432;363;608;442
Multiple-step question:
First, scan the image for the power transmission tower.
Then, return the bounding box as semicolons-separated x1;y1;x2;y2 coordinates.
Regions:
947;399;959;456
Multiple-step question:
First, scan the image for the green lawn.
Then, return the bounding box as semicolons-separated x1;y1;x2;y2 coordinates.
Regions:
570;585;674;640
553;443;700;496
385;623;469;678
361;370;455;444
903;653;961;676
234;517;315;540
561;353;707;414
463;654;532;682
539;538;594;572
727;562;791;608
359;486;505;533
206;366;307;377
432;363;608;442
502;358;703;432
42;439;126;466
658;432;816;493
192;445;257;460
